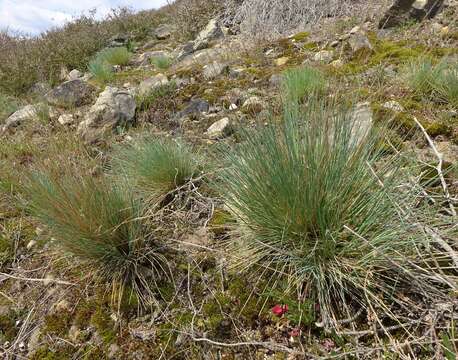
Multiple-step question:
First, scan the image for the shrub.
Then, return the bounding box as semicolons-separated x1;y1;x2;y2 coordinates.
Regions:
223;0;366;40
113;137;200;204
218;99;449;329
150;55;172;70
24;170;165;306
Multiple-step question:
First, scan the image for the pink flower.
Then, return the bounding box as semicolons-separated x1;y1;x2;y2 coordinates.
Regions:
272;304;288;317
289;327;300;337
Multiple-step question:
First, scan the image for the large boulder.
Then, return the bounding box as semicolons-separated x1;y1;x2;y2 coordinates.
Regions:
379;0;444;28
45;79;95;108
78;87;136;139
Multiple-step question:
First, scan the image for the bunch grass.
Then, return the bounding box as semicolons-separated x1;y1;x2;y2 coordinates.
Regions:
218;97;452;328
113;137;201;204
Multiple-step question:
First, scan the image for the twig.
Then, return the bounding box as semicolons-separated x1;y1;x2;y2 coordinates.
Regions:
423;226;458;269
413;117;456;217
0;272;74;286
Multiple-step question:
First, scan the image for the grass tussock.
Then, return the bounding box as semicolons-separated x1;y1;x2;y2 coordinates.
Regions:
89;47;131;83
405;57;458;107
218;98;452;328
150;55;173;70
282;66;326;105
24;169;166;306
113;137;201;204
0;93;20;122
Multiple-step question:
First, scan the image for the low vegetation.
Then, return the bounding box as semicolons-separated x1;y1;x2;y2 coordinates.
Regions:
89;47;131;83
150;55;173;70
113;137;201;204
23;168;165;307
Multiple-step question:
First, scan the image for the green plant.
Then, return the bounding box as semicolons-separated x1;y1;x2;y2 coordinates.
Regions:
0;93;19;122
282;66;325;106
113;137;200;204
218;98;450;329
150;55;172;70
433;61;458;107
24;169;165;307
88;58;114;83
97;47;131;66
404;58;443;96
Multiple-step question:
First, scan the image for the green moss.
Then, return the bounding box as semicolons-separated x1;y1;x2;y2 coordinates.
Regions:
29;345;74;360
369;39;424;66
208;209;234;235
290;32;310;42
44;311;72;334
425;122;452;137
0;311;18;342
90;307;116;344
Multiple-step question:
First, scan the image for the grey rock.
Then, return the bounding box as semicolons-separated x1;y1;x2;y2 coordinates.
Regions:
383;101;404;112
242;96;266;115
67;69;83;81
109;33;130;47
58;114;74;125
206;117;232;139
45;79;95;108
2;104;39;132
269;74;283;87
78;86;136;138
348;31;373;57
202;62;229;80
351;102;373;145
30;82;51;97
194;19;224;51
138;74;169;97
177;99;209;118
313;50;334;63
155;24;172;40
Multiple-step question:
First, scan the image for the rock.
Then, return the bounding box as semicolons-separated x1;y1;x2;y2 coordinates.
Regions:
383;101;404;112
202;62;229;80
313;50;334;64
58;114;74;125
78;87;136;139
30;82;51;97
108;343;121;359
26;240;36;250
269;74;283;87
176;42;196;60
68;325;81;343
67;69;83;81
138;74;169;97
351;102;373;144
331;59;344;68
379;0;444;28
109;33;129;47
348;31;373;58
155;24;172;40
275;57;289;66
1;105;39;132
229;103;238;110
242;96;266;115
131;50;170;67
45;79;95;108
206;117;232;139
177;99;209;119
193;19;224;51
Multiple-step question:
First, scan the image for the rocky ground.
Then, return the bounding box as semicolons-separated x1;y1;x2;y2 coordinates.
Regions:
0;0;457;359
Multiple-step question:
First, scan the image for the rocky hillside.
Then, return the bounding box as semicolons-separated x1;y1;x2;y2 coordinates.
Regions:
0;0;457;359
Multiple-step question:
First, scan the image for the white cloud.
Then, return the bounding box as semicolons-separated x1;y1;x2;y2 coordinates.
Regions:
0;0;168;35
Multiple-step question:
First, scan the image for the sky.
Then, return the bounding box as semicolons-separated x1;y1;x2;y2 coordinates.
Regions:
0;0;168;35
